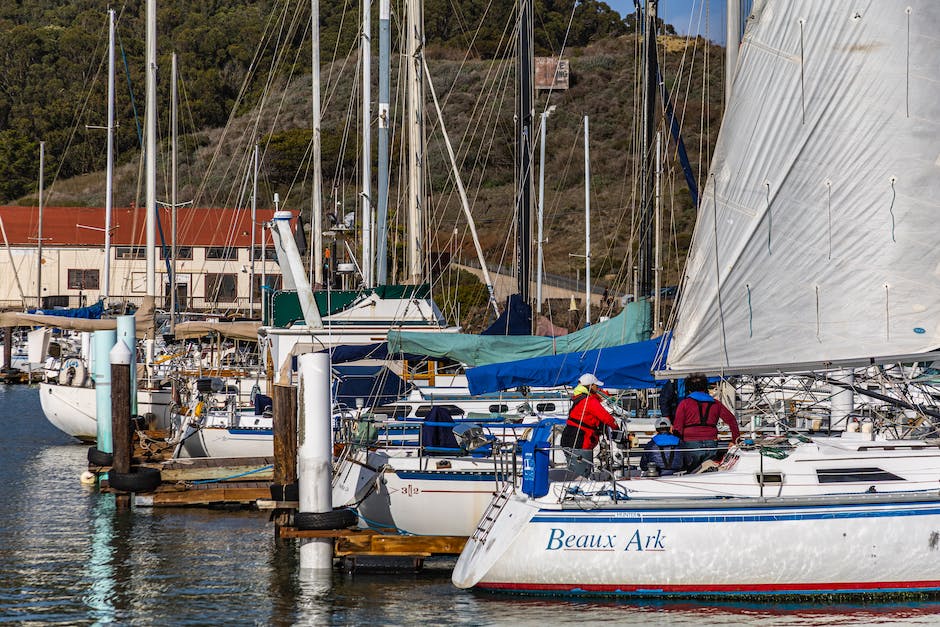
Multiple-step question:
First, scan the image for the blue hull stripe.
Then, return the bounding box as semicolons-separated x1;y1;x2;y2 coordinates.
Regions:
227;429;274;436
395;471;502;482
533;504;940;524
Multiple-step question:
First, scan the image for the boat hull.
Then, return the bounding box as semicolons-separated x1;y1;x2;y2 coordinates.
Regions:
454;493;940;597
177;426;274;458
38;382;173;442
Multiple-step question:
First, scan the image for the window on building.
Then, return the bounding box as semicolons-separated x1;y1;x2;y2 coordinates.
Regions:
251;246;277;261
160;246;193;260
252;274;282;301
67;269;100;290
114;246;145;259
205;273;237;303
206;246;238;260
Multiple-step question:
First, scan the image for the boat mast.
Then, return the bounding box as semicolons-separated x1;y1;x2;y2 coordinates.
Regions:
36;141;44;309
104;9;115;304
536;110;547;314
375;0;390;285
653;131;662;334
637;0;658;302
406;0;424;284
250;144;258;312
145;0;157;298
516;0;534;304
583;116;591;325
170;52;178;332
311;0;324;288
360;0;372;288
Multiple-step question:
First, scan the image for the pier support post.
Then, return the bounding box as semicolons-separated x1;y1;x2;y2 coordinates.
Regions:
272;383;298;536
116;315;137;418
2;327;11;371
110;339;133;509
297;353;333;573
94;330;118;453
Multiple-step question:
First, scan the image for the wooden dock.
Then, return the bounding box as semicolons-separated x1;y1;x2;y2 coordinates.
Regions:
277;527;468;569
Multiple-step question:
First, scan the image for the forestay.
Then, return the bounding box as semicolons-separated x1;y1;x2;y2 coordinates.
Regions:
666;0;940;375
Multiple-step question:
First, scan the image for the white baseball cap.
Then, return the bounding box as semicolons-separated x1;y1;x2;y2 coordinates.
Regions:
578;373;604;387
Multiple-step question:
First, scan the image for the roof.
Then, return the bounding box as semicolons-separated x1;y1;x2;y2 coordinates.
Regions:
0;206;279;248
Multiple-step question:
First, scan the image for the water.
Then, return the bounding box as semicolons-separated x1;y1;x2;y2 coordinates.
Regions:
2;385;940;625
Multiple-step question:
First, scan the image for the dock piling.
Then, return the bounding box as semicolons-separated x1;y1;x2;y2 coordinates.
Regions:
297;353;333;573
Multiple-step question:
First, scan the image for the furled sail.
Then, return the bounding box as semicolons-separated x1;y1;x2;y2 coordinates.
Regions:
389;300;650;367
665;0;940;375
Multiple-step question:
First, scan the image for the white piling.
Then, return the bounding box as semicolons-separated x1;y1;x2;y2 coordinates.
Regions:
830;369;855;432
297;353;333;573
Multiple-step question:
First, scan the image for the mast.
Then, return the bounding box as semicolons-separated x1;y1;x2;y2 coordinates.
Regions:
516;0;534;303
637;0;658;301
583;116;591;325
170;52;178;332
104;9;115;303
37;141;44;309
311;0;324;288
360;0;372;288
250;144;258;312
406;0;424;283
375;0;390;285
145;0;157;298
536;109;548;314
653;131;662;334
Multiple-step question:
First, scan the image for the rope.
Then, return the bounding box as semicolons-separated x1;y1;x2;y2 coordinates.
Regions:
746;284;753;338
888;177;897;242
189;464;273;485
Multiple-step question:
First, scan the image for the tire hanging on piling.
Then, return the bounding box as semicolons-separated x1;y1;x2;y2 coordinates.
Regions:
108;466;162;493
294;507;358;530
87;446;113;467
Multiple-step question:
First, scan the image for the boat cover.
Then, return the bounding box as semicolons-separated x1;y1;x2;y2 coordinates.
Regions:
466;334;668;395
388;299;651;367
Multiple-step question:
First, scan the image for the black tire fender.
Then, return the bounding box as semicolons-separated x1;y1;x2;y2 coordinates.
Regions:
87;446;113;467
294;507;358;530
108;466;162;493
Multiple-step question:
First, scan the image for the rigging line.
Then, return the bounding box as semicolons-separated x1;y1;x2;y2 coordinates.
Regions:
815;285;820;342
798;18;805;125
826;179;832;260
888;176;897;242
746;284;752;338
906;7;912;118
765;181;772;254
712;178;730;368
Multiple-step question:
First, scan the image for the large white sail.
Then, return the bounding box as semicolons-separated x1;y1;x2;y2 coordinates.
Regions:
666;0;940;375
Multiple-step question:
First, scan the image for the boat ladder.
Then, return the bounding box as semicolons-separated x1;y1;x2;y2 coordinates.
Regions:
471;483;513;545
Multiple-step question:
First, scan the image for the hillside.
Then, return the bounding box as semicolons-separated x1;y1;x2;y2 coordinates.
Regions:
0;1;725;317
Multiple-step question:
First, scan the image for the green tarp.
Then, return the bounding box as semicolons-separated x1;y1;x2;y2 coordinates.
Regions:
269;284;432;327
387;299;651;367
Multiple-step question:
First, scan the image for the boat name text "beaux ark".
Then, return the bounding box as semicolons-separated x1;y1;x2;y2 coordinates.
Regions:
545;528;666;551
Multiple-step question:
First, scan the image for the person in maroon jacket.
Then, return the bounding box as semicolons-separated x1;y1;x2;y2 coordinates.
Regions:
672;373;740;470
560;373;619;477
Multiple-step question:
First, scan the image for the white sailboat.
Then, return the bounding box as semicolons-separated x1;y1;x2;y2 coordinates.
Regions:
453;0;940;597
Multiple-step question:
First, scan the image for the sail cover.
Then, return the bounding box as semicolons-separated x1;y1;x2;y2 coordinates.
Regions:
466;336;666;395
666;0;940;375
388;300;651;367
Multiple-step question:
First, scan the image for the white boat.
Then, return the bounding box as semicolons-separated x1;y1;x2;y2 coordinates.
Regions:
453;0;940;597
453;435;940;595
38;382;173;442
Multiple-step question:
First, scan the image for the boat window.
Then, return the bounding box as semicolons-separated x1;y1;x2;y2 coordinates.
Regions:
415;405;465;418
371;405;411;419
816;467;904;483
489;404;509;413
536;403;556;412
756;473;783;484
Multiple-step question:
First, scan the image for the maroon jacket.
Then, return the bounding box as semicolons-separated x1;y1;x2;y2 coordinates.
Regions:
672;394;740;442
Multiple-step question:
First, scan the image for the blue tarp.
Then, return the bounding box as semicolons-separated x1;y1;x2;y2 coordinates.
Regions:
466;335;670;395
333;365;410;407
326;342;429;365
29;300;106;319
481;293;531;336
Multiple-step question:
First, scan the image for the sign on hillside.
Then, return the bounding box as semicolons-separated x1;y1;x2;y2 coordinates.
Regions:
535;58;569;90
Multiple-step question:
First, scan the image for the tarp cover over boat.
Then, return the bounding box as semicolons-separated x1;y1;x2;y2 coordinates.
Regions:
0;297;155;338
466;335;667;395
665;0;940;376
173;320;261;341
29;300;105;319
388;299;651;367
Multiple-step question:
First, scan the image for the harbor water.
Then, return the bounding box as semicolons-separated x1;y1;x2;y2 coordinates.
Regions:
2;384;940;625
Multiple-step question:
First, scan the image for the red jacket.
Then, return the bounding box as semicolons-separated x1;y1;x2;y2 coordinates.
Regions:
562;392;618;449
673;394;740;442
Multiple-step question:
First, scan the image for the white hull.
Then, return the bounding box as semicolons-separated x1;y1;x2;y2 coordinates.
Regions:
333;450;507;536
177;425;273;458
453;436;940;597
38;382;173;442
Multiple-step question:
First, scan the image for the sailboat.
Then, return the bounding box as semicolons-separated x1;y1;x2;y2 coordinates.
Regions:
452;0;940;597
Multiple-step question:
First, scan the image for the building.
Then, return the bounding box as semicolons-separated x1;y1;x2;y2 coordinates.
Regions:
0;205;281;314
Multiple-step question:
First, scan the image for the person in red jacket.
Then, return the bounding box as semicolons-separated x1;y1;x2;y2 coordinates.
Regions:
672;373;740;470
560;373;619;477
